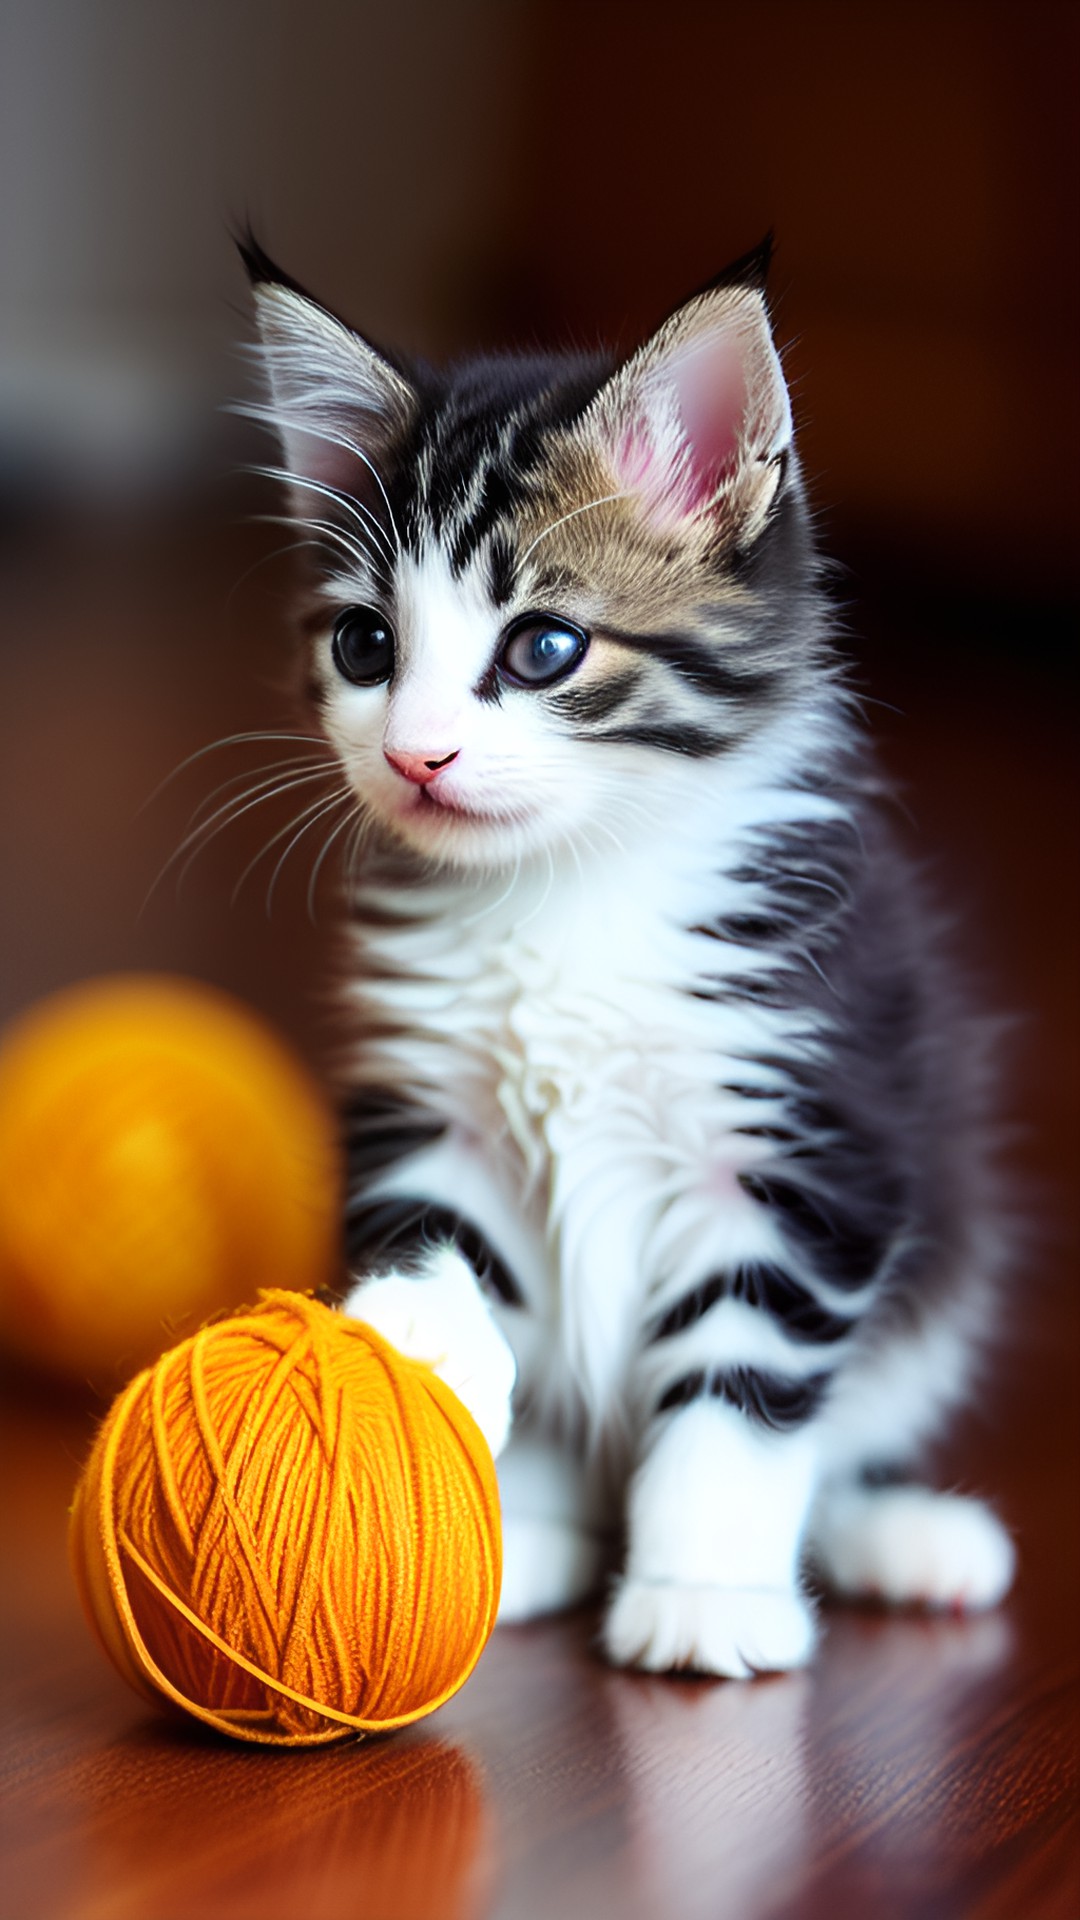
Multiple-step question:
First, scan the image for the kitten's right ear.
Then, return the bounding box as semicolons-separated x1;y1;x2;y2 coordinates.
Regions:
580;236;791;549
238;234;416;496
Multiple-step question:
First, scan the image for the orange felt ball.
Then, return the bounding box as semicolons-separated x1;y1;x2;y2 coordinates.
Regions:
69;1291;503;1744
0;976;340;1380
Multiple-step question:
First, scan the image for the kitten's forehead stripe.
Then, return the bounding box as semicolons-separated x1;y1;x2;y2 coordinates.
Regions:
387;353;611;578
487;532;517;607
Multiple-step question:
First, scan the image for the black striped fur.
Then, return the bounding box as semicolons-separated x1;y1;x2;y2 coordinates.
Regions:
655;1366;833;1430
649;1263;856;1346
345;1193;523;1308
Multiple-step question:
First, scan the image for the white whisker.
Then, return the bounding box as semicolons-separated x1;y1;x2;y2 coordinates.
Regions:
188;756;334;829
142;731;327;812
459;851;523;928
513;842;557;932
340;813;373;897
246;511;392;594
273;415;403;557
249;504;390;587
587;815;631;859
306;802;361;922
178;767;337;858
260;790;353;915
560;821;588;906
224;786;349;910
142;767;340;913
517;491;631;569
249;459;396;569
225;535;322;610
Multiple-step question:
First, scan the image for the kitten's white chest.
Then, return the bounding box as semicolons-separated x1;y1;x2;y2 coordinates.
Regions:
485;874;700;1176
353;838;791;1421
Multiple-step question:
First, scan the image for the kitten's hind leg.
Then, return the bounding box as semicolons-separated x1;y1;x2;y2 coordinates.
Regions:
807;1475;1015;1612
497;1432;610;1623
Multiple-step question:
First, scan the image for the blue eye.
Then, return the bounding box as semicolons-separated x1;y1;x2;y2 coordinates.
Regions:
498;614;588;688
331;607;395;685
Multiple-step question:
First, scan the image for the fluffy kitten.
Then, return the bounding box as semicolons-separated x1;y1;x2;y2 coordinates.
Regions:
242;235;1014;1677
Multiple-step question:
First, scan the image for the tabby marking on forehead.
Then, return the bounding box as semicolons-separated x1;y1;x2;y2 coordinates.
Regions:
512;433;756;635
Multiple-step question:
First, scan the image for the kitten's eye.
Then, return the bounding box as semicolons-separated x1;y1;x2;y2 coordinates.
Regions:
498;614;588;688
331;607;395;686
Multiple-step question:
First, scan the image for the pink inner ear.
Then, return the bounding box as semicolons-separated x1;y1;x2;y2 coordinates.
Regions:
613;332;750;529
669;335;747;510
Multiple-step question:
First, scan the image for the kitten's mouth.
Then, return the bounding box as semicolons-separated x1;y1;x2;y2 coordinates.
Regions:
394;783;537;857
379;778;531;855
412;786;495;826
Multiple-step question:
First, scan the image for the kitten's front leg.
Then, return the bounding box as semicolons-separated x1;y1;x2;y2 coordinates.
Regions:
605;1393;821;1678
346;1244;608;1617
343;1243;517;1457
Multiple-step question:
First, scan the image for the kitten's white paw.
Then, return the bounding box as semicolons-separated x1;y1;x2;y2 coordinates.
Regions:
603;1580;817;1678
498;1516;605;1624
810;1487;1015;1611
343;1248;516;1457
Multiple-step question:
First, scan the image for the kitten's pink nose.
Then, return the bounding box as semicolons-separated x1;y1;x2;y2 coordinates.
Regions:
384;747;460;787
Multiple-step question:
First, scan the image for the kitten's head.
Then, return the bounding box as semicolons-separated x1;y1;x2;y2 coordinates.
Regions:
244;235;824;872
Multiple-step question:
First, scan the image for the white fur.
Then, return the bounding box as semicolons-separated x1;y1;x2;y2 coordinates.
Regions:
342;1246;516;1457
605;1582;816;1678
809;1485;1016;1611
250;282;414;489
817;1250;998;1473
602;1399;818;1673
496;1430;610;1620
251;272;1015;1678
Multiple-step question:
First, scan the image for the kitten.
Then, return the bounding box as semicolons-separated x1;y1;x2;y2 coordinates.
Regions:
241;235;1015;1677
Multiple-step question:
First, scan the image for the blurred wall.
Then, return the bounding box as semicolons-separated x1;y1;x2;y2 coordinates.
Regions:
0;0;530;486
482;0;1078;595
2;0;1074;573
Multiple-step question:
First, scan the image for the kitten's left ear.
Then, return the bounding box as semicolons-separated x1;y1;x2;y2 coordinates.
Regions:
585;239;792;546
239;234;417;498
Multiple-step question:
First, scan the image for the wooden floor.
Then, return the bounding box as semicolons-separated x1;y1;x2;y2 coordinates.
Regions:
1;514;1078;1918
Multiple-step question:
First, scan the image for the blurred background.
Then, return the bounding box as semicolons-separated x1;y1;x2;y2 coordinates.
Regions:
0;0;1076;1313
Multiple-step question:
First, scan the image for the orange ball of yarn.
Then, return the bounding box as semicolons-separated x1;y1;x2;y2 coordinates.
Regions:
0;976;340;1380
70;1291;502;1744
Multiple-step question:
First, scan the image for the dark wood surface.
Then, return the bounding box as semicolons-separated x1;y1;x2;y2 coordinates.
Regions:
1;519;1077;1919
1;1338;1078;1920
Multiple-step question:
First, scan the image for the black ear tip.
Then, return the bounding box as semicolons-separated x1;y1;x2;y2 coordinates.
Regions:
233;222;312;299
746;230;775;288
234;221;275;286
698;233;775;299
